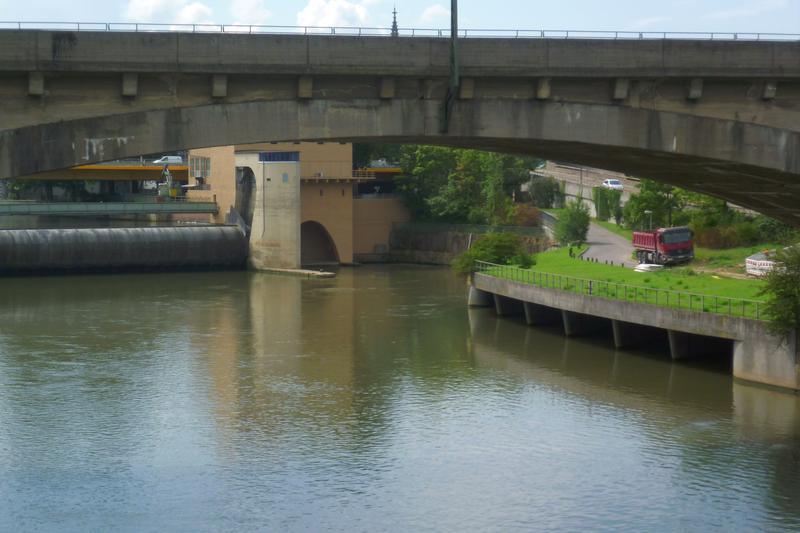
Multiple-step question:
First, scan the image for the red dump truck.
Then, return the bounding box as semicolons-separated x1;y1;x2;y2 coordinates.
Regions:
632;226;694;265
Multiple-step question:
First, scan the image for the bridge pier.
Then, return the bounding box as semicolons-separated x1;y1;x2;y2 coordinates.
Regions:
561;310;607;337
612;320;653;349
523;302;562;326
468;286;493;307
493;294;523;317
248;152;301;270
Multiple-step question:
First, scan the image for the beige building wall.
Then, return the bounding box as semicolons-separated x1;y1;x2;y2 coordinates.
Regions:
353;197;410;258
301;182;354;264
188;145;236;224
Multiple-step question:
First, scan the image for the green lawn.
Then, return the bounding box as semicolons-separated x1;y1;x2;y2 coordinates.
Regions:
481;246;767;318
694;243;781;269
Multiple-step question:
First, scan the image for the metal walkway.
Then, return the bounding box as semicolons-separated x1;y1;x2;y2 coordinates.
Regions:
0;201;218;216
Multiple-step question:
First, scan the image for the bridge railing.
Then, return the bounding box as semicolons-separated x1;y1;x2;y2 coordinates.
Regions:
475;260;765;320
0;22;798;41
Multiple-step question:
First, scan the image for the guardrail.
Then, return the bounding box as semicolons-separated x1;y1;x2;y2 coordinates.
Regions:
0;22;797;41
0;200;218;216
475;260;765;320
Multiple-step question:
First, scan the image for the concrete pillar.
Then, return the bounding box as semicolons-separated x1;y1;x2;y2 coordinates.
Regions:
523;302;559;326
298;76;313;99
379;77;395;99
468;286;492;307
762;81;777;100
248;151;301;270
212;74;228;98
536;78;551;100
612;320;651;349
667;330;692;360
561;311;607;337
493;294;523;317
687;78;703;100
613;78;629;100
459;78;475;99
28;72;44;96
122;73;138;97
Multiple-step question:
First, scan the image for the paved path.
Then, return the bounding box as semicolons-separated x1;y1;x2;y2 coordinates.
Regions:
582;222;636;267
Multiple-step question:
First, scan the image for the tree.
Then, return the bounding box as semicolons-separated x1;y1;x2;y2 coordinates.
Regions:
622;179;682;229
555;200;590;245
529;177;561;208
760;246;800;337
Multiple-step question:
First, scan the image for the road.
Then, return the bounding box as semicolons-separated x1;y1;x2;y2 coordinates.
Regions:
582;222;636;267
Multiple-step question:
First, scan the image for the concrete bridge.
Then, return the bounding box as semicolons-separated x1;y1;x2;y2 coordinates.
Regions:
1;30;799;223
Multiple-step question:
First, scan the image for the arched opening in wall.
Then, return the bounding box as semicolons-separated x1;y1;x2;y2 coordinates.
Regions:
301;221;340;266
235;166;256;229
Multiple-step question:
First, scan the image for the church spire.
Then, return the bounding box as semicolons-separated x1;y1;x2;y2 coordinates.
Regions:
391;5;399;37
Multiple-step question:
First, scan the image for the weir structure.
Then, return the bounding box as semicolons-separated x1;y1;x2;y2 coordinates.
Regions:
469;266;799;393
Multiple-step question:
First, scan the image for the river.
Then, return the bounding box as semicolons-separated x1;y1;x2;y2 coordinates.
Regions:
0;265;798;531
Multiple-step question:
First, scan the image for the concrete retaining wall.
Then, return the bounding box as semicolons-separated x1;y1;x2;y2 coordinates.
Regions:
472;273;800;392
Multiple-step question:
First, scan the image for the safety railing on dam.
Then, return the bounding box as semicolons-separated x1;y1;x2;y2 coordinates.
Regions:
0;200;218;216
475;261;765;320
1;22;798;41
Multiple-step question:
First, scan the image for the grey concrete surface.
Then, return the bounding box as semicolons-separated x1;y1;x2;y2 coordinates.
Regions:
474;273;800;392
583;222;635;267
1;32;799;224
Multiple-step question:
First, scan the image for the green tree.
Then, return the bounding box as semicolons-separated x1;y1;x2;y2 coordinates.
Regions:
353;143;403;168
529;177;561;208
760;246;800;337
555;200;590;245
623;179;682;230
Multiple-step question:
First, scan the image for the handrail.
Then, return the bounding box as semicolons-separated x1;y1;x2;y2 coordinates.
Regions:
474;260;765;320
0;22;797;41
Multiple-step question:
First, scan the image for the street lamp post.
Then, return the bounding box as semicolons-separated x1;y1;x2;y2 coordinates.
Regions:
644;209;653;231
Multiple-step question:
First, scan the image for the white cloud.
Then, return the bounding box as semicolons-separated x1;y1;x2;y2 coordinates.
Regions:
175;1;213;24
705;0;787;20
419;4;449;25
123;0;213;24
631;16;671;29
297;0;371;28
231;0;272;26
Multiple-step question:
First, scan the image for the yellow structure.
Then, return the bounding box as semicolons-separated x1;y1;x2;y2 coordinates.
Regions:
188;142;409;267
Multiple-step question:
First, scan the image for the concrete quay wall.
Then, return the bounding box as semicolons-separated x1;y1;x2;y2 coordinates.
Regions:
472;273;800;392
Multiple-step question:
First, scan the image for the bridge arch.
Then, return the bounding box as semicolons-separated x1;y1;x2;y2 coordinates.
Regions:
2;98;799;224
301;220;339;266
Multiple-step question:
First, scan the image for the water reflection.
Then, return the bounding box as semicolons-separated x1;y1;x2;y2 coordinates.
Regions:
0;267;797;531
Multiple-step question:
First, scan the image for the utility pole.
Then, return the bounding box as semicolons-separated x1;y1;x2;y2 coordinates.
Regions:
439;0;459;133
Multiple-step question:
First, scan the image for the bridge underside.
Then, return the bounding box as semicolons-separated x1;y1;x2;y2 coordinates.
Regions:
3;98;799;224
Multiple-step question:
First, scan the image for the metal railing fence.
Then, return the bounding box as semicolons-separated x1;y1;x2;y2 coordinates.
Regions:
475;261;765;320
0;22;797;41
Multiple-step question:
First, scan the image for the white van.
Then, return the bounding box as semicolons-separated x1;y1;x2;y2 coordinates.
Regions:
153;155;183;164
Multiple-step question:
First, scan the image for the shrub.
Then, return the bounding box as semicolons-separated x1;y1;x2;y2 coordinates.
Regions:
554;200;590;245
452;232;535;275
514;204;541;227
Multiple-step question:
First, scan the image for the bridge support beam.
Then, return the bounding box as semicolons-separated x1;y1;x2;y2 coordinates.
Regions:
248;153;301;270
493;294;523;317
524;302;561;326
468;286;492;307
561;311;607;337
612;320;652;349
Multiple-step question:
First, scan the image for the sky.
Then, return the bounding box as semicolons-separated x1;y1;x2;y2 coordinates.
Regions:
0;0;798;34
